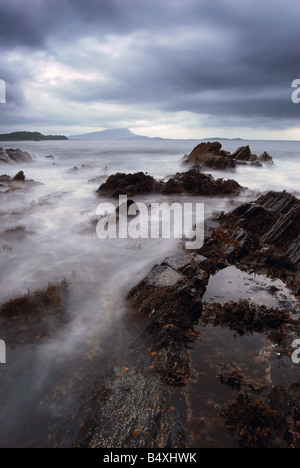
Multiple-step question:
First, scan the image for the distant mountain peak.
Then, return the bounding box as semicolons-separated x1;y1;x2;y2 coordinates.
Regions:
69;128;151;140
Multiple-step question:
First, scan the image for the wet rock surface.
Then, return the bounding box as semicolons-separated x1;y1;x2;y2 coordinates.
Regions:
182;142;274;170
54;190;299;448
0;281;70;346
161;170;242;195
97;172;158;197
97;169;244;197
53;252;209;448
182;142;236;170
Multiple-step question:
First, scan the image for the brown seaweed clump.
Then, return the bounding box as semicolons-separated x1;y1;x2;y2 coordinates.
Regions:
220;392;279;448
201;300;293;337
0;280;69;346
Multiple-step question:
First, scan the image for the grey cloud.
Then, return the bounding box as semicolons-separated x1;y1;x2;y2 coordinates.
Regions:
0;0;299;133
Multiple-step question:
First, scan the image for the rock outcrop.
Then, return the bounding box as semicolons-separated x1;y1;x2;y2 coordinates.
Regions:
161;170;242;196
182;142;274;170
0;147;33;164
97;170;244;197
182;142;235;170
97;172;158;197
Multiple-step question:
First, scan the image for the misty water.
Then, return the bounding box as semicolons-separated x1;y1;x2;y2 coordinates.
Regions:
0;138;299;447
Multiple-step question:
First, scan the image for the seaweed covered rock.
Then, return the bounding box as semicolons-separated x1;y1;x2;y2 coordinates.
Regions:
220;392;280;448
0;280;69;346
97;170;244;197
53;251;209;448
97;172;158;197
127;252;209;386
162;170;243;196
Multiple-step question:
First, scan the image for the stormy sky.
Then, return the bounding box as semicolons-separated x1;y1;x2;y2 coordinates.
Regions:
0;0;299;139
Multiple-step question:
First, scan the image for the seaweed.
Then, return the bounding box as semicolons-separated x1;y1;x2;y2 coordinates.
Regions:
220;392;279;448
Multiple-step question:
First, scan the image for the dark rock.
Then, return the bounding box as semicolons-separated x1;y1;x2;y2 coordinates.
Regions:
182;142;236;170
97;172;157;197
13;171;25;181
270;386;296;421
0;147;33;164
231;145;251;161
259;151;274;165
0;174;11;182
0;280;69;346
162;170;243;196
97;170;244;197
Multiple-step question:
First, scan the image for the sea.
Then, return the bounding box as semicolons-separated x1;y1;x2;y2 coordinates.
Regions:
0;138;299;447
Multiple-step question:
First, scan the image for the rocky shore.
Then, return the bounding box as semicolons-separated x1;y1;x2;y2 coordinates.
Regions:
0;140;299;448
53;190;300;448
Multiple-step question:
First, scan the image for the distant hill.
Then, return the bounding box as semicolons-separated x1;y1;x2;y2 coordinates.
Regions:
0;131;68;141
69;128;153;140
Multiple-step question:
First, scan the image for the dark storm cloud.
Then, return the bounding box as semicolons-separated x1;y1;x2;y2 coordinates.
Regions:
0;0;299;132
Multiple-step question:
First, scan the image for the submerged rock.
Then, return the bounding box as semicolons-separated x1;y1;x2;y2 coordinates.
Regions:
0;171;41;193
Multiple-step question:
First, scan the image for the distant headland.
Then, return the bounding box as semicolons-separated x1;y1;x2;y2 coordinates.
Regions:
0;131;68;141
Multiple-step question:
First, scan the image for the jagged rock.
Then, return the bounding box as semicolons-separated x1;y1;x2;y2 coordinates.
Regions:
259;151;274;165
232;191;300;268
182;142;236;170
182;142;274;170
231;145;252;161
0;147;33;164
